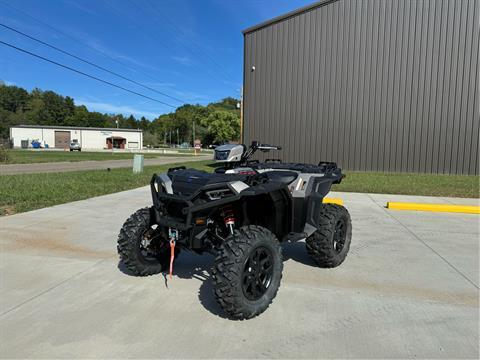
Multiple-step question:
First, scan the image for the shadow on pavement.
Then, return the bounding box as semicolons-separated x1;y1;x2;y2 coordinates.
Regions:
281;241;317;267
117;251;228;319
116;241;317;319
173;252;228;319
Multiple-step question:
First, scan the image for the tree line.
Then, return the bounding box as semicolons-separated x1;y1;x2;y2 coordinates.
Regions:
0;82;240;147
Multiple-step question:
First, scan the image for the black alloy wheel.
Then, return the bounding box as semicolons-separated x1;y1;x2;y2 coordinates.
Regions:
333;218;347;253
242;246;274;301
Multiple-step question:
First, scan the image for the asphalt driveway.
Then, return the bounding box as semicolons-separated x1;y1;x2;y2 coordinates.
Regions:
0;189;478;358
0;154;210;175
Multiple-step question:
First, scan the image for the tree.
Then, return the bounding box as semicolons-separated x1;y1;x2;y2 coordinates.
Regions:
0;85;29;113
143;130;163;147
0;109;13;139
24;97;47;125
201;110;240;144
65;96;75;116
0;83;241;144
42;91;69;125
139;116;150;131
150;113;175;144
65;105;89;126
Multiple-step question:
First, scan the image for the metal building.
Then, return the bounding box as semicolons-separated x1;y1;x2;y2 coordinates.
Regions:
10;125;143;150
242;0;479;174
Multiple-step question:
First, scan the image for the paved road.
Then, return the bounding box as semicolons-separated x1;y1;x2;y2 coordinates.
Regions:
0;155;211;175
0;190;478;358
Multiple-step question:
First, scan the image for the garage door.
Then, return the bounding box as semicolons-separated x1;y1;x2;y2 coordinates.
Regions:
54;131;70;148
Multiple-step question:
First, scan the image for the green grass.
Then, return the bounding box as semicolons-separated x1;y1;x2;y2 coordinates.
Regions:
3;150;190;164
332;172;479;198
0;165;478;216
0;160;213;215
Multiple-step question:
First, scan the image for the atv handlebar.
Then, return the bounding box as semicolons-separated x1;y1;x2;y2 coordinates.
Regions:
251;141;281;151
257;144;282;151
239;141;282;163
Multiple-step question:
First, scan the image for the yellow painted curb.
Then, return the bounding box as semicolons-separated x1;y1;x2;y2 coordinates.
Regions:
323;198;344;206
386;202;480;214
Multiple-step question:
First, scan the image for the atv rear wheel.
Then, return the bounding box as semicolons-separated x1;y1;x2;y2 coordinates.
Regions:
117;207;173;276
212;225;283;320
306;204;352;267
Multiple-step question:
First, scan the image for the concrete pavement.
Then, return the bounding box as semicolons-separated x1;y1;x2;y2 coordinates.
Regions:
0;190;478;358
0;155;211;175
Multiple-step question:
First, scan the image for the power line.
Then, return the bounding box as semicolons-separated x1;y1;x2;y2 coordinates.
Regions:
0;0;238;102
0;39;176;108
0;22;186;104
0;0;192;102
0;1;139;72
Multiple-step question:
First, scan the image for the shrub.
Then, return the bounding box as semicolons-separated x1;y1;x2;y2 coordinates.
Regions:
0;145;10;164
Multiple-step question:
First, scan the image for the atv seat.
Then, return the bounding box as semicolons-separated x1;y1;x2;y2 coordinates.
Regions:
264;170;298;185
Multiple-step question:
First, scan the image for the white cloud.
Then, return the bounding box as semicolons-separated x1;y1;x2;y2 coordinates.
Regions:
0;15;43;35
172;56;192;66
82;39;158;71
76;99;160;119
2;80;16;86
144;82;175;88
64;0;98;16
172;90;209;102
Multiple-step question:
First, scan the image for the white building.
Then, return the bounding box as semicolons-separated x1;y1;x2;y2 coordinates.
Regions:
10;125;143;150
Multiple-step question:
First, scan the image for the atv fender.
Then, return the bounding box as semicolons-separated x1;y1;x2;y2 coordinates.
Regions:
303;177;336;236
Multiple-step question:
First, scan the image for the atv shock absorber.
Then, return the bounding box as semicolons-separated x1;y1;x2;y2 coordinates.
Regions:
221;205;235;235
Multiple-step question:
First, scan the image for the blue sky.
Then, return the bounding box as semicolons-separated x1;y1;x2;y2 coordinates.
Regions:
0;0;313;119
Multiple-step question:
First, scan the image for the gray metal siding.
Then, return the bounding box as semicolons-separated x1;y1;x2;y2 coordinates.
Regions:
243;0;480;174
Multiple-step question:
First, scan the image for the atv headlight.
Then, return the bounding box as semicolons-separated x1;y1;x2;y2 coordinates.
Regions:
215;150;230;161
155;174;173;194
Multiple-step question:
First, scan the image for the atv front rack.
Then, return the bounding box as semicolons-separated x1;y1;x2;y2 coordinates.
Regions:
150;175;240;230
149;172;284;231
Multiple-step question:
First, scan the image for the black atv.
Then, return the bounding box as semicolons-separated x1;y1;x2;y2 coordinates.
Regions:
117;141;352;319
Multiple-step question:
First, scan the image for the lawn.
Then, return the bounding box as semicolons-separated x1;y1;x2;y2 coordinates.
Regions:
0;165;478;216
2;149;191;164
332;172;479;198
0;160;213;215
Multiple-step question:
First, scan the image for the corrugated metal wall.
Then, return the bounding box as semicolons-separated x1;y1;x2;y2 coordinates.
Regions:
243;0;479;174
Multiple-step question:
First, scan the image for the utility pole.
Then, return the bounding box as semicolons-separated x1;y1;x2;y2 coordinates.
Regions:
177;129;179;147
192;121;195;147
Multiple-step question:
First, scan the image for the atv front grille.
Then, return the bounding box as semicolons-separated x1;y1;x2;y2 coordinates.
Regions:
165;201;187;219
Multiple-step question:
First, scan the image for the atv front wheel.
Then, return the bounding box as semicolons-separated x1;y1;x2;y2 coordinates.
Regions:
306;204;352;267
212;225;283;320
117;207;173;276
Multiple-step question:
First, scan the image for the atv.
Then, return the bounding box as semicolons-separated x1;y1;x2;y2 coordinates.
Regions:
117;141;352;319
